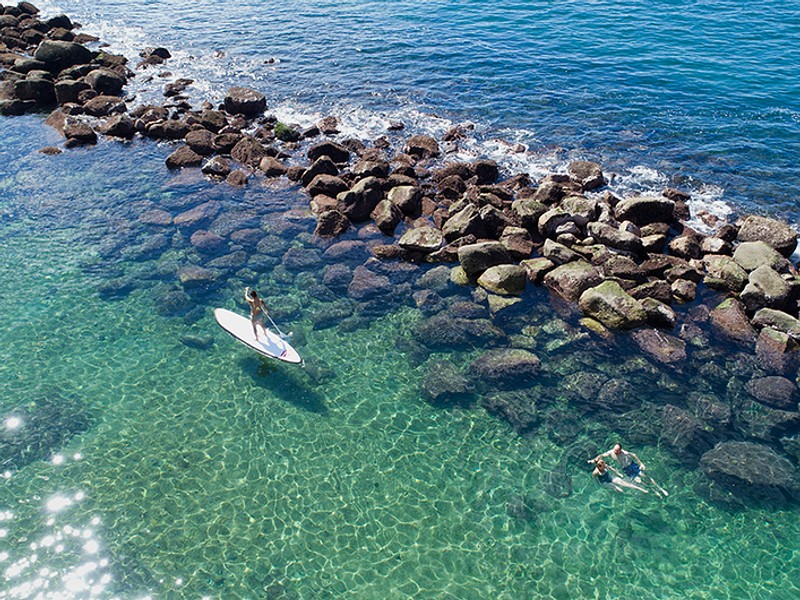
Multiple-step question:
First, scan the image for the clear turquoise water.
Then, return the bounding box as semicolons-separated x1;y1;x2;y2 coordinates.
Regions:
2;1;800;598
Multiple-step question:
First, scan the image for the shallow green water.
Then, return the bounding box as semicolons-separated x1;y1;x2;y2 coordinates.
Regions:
0;124;799;599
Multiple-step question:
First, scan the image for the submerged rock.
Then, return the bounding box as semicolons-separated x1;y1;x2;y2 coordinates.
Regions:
468;348;541;389
700;441;800;505
482;391;539;434
421;360;476;407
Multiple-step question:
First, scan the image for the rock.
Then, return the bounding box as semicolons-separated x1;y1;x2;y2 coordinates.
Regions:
709;298;756;343
629;280;673;304
223;86;266;117
370;200;403;235
543;260;602;302
189;230;226;254
703;254;748;292
13;76;55;104
482;391;538;434
511;198;548;231
586;221;642;253
63;121;96;145
670;278;697;302
567;160;605;190
139;209;172;226
413;313;506;350
347;266;392;300
631;328;686;364
733;241;785;272
614;195;675;225
230;136;268;167
457;242;512;278
307;140;350;164
184;129;215;155
84;68;125;96
700;441;800;505
477;264;527;296
740;265;791;312
640;297;677;328
421;361;476;407
314;209;350;238
756;327;797;375
499;226;533;260
737;215;798;257
745;376;798;410
226;170;248;187
398;226;444;253
82;95;126;117
404;134;440;159
33;40;93;70
473;159;499;184
660;405;715;461
468;348;541;389
537;207;572;238
561;195;600;227
301;156;339;186
165;145;203;169
201;156;231;179
386;185;424;219
173;200;221;228
54;78;90;104
667;234;702;260
96;114;135;138
307;174;348;198
578;281;647;329
701;236;732;255
337;176;384;222
177;265;219;288
541;239;578;265
442;204;485;241
751;308;800;340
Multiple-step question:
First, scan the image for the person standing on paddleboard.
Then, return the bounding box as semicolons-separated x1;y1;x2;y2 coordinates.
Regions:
245;287;268;340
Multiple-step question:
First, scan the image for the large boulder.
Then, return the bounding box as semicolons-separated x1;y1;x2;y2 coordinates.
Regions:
703;254;748;292
737;215;798;257
307;140;350;164
33;40;93;71
709;298;756;343
404;134;440;159
468;348;541;389
578;281;647;329
751;308;800;341
84;68;126;96
442;204;486;241
733;241;785;272
567;160;605;191
413;314;506;350
457;242;512;278
165;145;203;169
370;200;402;235
421;361;475;407
700;441;800;505
543;260;602;302
387;185;422;217
631;329;686;364
755;327;798;375
745;376;798;410
398;226;444;253
314;210;350;238
740;265;791;312
13;77;55;104
337;176;383;222
614;195;675;225
482;391;538;434
223;86;266;117
477;264;527;296
347;266;392;300
586;221;642;253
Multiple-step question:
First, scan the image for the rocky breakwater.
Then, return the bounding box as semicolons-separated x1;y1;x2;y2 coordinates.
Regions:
4;3;800;507
290;134;800;505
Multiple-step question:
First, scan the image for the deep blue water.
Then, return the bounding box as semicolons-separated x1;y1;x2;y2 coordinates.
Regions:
39;0;800;218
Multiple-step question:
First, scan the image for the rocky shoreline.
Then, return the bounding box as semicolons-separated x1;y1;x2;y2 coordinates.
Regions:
2;2;799;507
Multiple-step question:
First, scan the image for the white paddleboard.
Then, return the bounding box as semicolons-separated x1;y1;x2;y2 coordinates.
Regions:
214;308;302;364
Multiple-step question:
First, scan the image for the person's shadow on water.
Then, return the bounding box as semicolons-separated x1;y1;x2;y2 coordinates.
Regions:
238;356;329;414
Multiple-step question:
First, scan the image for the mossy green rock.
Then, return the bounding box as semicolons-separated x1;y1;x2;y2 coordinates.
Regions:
578;280;647;329
478;264;527;296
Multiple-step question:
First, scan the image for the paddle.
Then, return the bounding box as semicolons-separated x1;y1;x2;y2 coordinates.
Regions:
267;314;292;340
